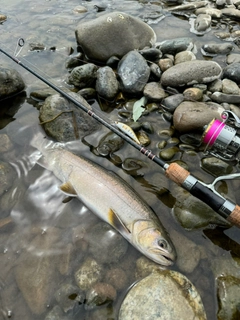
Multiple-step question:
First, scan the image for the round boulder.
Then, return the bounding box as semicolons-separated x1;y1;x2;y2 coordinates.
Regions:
75;12;156;62
0;67;25;99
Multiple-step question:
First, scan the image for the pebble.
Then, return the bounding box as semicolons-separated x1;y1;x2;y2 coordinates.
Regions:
119;270;207;320
183;87;203;101
135;256;162;279
223;62;240;83
95;66;119;100
118;51;150;93
0;161;17;197
54;283;84;313
75;257;103;291
158;58;173;71
161;60;222;87
159;146;179;160
201;42;234;56
157;37;195;55
201;157;233;176
208;79;222;92
194;14;212;33
222;7;240;20
222;78;240;94
149;62;162;79
161;93;184;113
195;7;222;18
226;53;240;64
211;92;240;104
67;63;97;88
138;47;162;61
0;14;7;22
85;282;117;310
173;101;224;132
75;12;156;61
73;5;88;13
174;50;196;64
104;268;128;291
143;82;168;101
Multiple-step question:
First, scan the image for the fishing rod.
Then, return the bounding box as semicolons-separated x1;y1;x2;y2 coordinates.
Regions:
1;41;240;229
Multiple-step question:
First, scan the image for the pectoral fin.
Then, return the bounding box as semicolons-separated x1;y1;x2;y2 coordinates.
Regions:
60;181;77;197
108;208;131;235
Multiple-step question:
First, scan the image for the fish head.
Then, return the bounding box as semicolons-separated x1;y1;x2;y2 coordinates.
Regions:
131;220;176;266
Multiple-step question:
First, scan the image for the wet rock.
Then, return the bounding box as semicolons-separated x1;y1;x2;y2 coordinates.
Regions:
150;62;162;79
75;257;103;291
119;270;207;320
67;63;97;88
0;161;17;197
122;158;148;176
87;222;128;264
201;157;233;176
183;87;203;101
161;60;222;87
118;51;150;94
45;305;66;320
192;14;211;33
138;47;162;61
168;0;208;11
211;92;240;104
0;14;7;22
73;5;88;13
85;282;117;310
208;79;222;93
30;87;56;100
174;50;196;64
135;256;162;279
95;132;124;157
15;228;62;315
226;53;240;64
104;268;128;291
195;7;222;18
217;275;240;320
222;78;240;94
161;94;184;113
201;42;234;56
159;146;179;160
75;12;156;62
77;88;96;100
39;93;100;142
54;283;84;313
173;101;224;132
222;7;240;20
158;58;173;72
157;37;195;55
0;67;25;99
143;82;168;101
223;62;240;84
95;66;119;100
137;131;151;146
65;53;83;70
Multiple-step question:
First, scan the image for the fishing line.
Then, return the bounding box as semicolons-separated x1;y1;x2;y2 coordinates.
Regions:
1;38;240;228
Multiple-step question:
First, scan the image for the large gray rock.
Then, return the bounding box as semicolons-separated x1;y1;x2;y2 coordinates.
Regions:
75;12;156;62
161;60;222;87
119;270;207;320
0;67;25;99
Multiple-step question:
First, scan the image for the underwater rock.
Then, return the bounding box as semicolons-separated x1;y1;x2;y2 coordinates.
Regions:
104;268;128;291
119;270;207;320
173;101;224;132
95;66;119;100
54;283;84;313
0;67;25;99
0;160;17;197
161;60;222;87
39;93;100;142
75;12;156;62
85;282;117;310
118;51;150;94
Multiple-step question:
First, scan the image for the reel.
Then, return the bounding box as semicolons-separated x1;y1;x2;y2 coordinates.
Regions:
202;110;240;163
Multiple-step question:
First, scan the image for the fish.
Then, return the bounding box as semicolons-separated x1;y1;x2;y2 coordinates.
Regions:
114;121;141;145
31;135;176;266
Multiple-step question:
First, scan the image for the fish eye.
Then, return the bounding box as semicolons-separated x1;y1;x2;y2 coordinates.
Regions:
158;239;168;249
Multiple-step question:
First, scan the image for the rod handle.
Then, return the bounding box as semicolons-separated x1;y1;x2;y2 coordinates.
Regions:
165;163;190;185
227;205;240;228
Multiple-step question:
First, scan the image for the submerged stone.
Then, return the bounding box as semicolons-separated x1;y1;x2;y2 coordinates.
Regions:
75;12;156;62
119;270;207;320
0;67;25;99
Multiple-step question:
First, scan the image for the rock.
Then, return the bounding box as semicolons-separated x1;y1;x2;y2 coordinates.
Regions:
104;268;128;291
87;222;128;264
75;257;103;291
226;53;240;64
75;12;156;62
193;14;212;33
15;228;62;315
39;93;100;142
0;67;25;99
85;282;117;310
208;79;222;93
158;58;173;72
67;63;97;88
211;92;240;104
150;63;162;79
118;51;150;94
95;132;124;157
143;82;168;101
201;42;234;56
223;62;240;84
73;5;88;13
195;7;222;18
119;270;207;320
159;146;179;160
0;14;7;22
201;157;233;176
54;283;84;313
45;305;66;320
173;101;224;132
138;47;162;61
222;7;240;20
174;50;196;64
161;93;184;113
168;0;208;11
161;60;222;87
0;160;17;197
95;66;119;100
135;256;162;279
222;78;240;94
183;87;203;101
157;37;195;55
217;275;240;320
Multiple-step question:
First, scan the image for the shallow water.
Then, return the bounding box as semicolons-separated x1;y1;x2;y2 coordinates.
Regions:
1;0;240;319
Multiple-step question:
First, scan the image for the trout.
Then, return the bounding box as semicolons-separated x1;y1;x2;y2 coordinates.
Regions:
32;137;176;266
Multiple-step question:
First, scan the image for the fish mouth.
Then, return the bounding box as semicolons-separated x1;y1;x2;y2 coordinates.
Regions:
161;254;174;266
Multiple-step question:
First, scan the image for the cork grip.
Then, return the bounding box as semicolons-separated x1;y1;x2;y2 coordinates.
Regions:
227;205;240;228
165;163;190;185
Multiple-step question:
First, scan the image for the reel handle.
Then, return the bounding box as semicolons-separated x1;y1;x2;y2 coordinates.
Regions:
165;163;240;228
